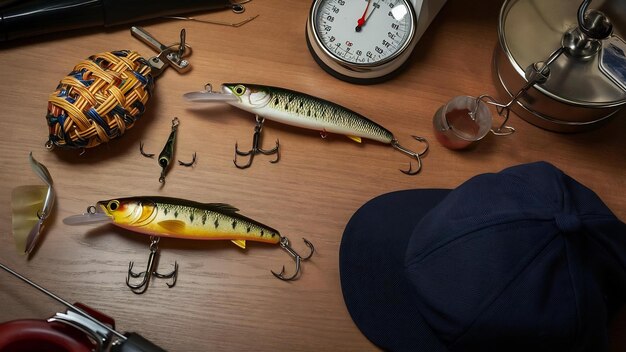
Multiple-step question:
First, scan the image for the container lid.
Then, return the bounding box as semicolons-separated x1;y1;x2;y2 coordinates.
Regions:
499;0;626;107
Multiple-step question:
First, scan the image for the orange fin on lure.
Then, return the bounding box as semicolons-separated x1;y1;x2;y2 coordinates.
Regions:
157;220;187;233
230;239;247;249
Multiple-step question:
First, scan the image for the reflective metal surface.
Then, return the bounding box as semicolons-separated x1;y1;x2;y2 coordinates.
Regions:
495;0;626;132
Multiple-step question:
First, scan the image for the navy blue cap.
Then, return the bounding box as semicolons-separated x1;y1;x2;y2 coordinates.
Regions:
340;162;626;351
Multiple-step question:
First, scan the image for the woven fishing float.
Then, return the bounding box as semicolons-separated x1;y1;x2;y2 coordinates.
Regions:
45;27;192;150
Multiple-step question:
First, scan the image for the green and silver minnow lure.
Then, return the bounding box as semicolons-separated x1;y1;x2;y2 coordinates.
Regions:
64;196;315;288
184;83;428;174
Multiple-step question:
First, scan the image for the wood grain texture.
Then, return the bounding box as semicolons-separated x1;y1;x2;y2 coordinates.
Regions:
0;0;624;351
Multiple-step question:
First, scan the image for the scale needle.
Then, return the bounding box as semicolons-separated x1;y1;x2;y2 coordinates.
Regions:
355;0;372;32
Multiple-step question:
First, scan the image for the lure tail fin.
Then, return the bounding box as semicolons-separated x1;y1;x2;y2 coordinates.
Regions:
11;185;48;255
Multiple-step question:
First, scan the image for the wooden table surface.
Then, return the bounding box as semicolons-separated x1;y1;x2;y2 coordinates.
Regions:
0;0;624;351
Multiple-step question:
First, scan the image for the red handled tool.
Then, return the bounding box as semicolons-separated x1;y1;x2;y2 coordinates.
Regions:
0;262;167;352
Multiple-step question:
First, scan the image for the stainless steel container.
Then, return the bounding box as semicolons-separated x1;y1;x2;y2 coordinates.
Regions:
494;0;626;132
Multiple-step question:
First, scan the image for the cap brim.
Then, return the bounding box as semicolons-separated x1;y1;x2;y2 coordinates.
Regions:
340;189;451;352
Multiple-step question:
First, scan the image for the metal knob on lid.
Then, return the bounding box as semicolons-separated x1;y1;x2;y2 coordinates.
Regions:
578;0;612;40
494;0;626;132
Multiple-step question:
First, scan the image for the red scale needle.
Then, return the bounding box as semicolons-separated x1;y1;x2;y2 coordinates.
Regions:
355;0;372;32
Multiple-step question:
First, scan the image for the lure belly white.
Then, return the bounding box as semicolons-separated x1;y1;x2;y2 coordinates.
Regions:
183;83;428;175
185;83;395;144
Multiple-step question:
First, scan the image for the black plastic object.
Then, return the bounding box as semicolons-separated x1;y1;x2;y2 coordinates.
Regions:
112;333;168;352
577;0;612;40
0;0;232;42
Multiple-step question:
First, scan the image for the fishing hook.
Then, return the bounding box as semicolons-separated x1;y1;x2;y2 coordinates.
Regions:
391;136;429;175
139;141;155;158
178;152;197;167
271;236;315;281
234;115;280;169
474;95;516;136
126;236;178;294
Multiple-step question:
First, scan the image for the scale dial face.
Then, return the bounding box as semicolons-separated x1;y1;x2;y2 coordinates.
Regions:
307;0;417;83
315;0;414;64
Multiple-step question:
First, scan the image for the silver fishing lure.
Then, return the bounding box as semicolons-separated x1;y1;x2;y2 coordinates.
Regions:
184;83;428;174
11;153;55;255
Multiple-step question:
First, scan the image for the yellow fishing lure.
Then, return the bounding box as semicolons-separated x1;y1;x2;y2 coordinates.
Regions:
95;196;280;249
64;196;314;284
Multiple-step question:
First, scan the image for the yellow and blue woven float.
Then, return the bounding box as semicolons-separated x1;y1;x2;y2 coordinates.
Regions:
46;50;154;149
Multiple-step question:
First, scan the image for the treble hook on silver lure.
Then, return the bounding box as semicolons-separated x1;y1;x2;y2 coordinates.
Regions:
391;137;429;175
184;83;429;175
234;115;280;169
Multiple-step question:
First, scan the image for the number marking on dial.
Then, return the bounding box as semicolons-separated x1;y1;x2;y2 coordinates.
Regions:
315;0;413;65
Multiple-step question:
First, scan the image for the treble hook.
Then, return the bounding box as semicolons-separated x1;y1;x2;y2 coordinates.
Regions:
390;136;429;175
234;115;280;169
271;236;315;281
126;236;178;294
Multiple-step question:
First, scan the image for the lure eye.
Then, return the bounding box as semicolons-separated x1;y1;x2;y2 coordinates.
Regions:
107;200;120;212
233;85;247;96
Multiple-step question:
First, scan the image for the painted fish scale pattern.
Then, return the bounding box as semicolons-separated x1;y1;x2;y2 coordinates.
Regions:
265;86;394;143
157;203;280;243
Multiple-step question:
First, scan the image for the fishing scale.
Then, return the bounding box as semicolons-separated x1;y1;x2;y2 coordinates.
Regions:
45;26;191;150
305;0;447;84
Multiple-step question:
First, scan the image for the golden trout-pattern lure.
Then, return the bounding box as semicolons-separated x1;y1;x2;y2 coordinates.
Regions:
64;196;315;288
97;196;280;248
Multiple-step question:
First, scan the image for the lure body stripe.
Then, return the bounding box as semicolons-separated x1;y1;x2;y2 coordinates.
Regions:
97;196;280;244
223;84;395;144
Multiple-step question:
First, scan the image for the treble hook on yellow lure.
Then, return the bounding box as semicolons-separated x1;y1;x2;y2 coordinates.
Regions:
64;196;315;293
